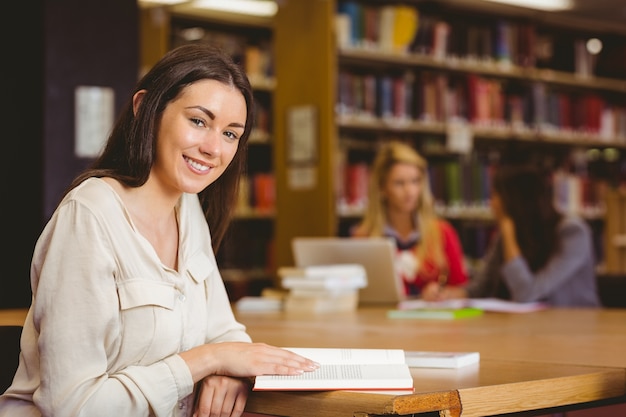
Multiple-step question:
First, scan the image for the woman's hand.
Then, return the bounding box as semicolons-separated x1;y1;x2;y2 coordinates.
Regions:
193;375;249;417
180;342;320;384
421;282;468;301
438;286;468;300
420;281;444;301
491;192;521;261
211;342;319;377
498;216;521;261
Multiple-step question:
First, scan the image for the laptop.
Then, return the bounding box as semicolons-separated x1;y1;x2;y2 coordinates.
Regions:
291;237;407;304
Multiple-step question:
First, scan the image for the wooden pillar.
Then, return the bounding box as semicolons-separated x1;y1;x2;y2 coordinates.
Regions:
273;0;338;270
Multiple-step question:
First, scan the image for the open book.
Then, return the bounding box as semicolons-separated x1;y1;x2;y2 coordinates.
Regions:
253;348;414;391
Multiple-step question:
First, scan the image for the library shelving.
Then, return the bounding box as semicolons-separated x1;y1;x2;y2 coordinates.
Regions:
270;0;626;272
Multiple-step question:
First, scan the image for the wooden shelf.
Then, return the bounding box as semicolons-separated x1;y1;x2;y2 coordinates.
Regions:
267;0;626;270
339;47;626;93
338;116;626;149
168;5;274;29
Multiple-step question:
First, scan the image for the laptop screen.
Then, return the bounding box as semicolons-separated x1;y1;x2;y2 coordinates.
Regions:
291;237;406;304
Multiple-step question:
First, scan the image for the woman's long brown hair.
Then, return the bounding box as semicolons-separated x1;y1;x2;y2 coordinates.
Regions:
64;44;254;250
492;165;562;272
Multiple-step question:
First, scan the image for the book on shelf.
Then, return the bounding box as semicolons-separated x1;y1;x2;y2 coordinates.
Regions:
252;173;276;211
404;351;480;369
387;307;484;320
253;348;414;391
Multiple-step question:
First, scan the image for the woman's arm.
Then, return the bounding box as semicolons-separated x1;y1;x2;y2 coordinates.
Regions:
31;197;317;417
433;233;504;301
498;216;522;262
501;217;594;303
30;200;175;417
420;221;469;301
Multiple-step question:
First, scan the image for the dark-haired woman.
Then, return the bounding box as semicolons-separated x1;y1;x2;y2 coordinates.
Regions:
0;44;317;417
431;165;600;307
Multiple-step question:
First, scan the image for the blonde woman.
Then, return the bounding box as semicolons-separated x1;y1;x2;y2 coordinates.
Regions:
351;141;468;298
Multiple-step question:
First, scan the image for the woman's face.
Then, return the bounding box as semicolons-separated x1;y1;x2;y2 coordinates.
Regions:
382;162;422;214
148;79;247;196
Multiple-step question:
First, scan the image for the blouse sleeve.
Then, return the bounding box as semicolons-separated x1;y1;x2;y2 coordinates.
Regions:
439;220;469;286
30;199;193;417
501;217;594;303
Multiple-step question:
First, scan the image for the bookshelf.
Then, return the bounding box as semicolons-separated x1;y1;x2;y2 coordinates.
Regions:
140;5;278;298
271;0;626;272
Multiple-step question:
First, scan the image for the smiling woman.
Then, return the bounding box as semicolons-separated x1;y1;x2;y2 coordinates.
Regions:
0;44;319;417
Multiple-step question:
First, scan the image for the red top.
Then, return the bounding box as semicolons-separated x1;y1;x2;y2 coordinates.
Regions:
392;220;469;296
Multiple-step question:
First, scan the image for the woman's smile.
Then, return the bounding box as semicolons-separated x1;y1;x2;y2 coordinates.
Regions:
184;155;211;173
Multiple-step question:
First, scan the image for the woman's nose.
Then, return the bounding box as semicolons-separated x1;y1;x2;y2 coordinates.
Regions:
200;130;222;157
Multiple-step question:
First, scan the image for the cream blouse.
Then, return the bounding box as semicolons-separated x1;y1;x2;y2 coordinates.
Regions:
0;178;251;417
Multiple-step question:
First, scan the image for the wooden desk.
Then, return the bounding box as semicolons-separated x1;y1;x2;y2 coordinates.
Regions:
2;307;624;416
236;307;626;417
0;308;27;326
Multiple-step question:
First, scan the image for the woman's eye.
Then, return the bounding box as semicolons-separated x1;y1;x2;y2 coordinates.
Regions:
190;117;205;127
224;131;239;141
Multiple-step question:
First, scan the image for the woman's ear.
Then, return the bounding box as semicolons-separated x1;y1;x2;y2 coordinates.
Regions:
132;90;147;116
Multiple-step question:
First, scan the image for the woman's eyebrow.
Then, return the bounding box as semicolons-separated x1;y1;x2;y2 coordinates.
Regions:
187;105;215;120
186;105;245;129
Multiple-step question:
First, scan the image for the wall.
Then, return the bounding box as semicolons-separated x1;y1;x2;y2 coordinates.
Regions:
0;0;138;308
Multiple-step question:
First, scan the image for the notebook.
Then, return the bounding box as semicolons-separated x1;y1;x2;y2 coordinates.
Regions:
291;237;407;304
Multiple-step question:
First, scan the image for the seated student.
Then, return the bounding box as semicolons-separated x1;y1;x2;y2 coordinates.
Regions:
427;164;601;307
0;44;319;417
350;141;469;297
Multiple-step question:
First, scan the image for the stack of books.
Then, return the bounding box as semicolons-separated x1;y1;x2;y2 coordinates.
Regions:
278;264;367;313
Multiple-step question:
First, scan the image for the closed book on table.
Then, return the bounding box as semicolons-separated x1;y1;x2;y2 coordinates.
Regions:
281;275;366;290
387;307;484;320
284;291;359;313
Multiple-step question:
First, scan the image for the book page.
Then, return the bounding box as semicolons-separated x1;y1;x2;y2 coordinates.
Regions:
254;363;413;391
282;348;406;365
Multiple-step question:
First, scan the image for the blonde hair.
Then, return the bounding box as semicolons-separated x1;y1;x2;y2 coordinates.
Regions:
359;141;445;270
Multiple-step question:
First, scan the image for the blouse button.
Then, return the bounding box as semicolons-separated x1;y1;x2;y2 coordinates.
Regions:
179;293;186;302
